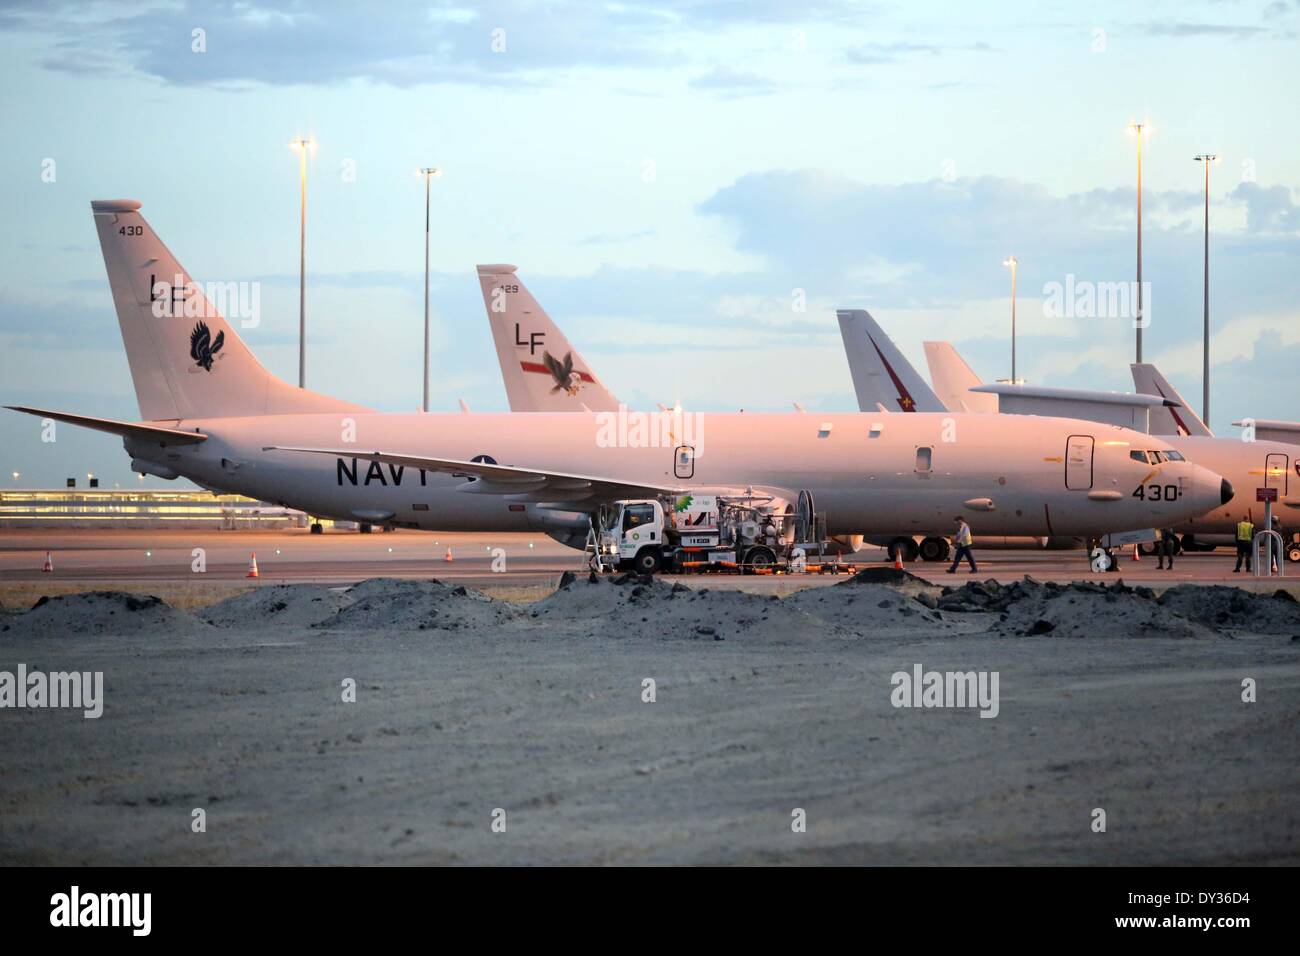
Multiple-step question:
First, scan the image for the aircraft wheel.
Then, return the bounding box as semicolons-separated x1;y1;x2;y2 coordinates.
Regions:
310;522;323;535
918;536;950;562
1288;544;1300;563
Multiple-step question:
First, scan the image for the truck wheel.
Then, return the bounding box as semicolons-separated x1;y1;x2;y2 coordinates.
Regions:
918;536;949;562
633;548;661;575
742;547;776;573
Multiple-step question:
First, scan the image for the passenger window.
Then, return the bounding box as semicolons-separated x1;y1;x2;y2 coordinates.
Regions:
1130;450;1149;464
915;446;933;473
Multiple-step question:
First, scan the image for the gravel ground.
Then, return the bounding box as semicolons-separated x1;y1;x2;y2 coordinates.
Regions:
1;574;1297;865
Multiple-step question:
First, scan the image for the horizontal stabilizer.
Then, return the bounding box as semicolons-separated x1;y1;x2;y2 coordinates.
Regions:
5;405;208;444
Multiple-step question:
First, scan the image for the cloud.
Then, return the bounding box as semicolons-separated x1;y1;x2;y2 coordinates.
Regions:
687;66;780;97
5;0;870;88
842;40;992;65
1139;22;1269;38
696;170;1300;313
1231;182;1300;234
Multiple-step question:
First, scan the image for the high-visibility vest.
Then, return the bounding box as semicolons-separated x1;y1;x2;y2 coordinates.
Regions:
957;524;973;546
1236;520;1254;542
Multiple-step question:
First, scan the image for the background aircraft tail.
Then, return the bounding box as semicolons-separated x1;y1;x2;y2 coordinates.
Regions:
91;200;364;422
476;265;620;413
1131;363;1213;437
923;342;998;414
836;309;945;413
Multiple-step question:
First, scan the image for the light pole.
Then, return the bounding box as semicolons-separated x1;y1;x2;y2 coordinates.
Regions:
1002;255;1018;383
1194;154;1217;425
419;167;441;412
1128;122;1146;363
290;137;315;389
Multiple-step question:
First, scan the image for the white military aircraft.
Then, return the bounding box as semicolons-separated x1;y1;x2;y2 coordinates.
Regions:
923;338;1295;557
4;201;1232;568
838;308;1180;559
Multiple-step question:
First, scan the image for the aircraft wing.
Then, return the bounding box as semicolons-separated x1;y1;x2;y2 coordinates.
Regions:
265;446;681;502
969;384;1172;431
5;405;208;444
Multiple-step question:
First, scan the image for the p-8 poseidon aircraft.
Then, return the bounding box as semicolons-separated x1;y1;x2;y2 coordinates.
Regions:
4;201;1233;564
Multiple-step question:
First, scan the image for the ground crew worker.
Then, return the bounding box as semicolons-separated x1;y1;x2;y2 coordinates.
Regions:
1233;517;1255;573
947;516;977;574
1156;528;1177;570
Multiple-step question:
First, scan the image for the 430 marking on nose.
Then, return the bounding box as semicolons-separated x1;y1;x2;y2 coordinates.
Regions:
1132;483;1181;501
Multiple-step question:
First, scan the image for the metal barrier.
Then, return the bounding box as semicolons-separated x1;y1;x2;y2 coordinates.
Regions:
1252;529;1285;578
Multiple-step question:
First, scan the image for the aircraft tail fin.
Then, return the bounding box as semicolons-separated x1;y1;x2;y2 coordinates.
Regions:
1131;363;1213;436
91;200;365;421
476;264;620;413
836;309;945;413
923;342;997;414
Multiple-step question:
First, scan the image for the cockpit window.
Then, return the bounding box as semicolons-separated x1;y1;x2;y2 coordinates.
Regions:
1130;450;1150;464
1162;450;1185;461
1150;451;1166;463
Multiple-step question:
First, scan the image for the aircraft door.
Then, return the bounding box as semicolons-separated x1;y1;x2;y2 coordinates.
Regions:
1065;435;1094;490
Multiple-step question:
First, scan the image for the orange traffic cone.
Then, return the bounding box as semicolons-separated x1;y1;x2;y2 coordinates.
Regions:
246;553;259;578
892;547;904;571
444;546;454;562
1131;543;1140;561
41;551;53;573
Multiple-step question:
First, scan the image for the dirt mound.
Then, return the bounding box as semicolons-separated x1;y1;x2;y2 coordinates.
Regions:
10;591;205;637
527;573;845;642
842;566;931;587
1157;585;1300;634
200;585;354;628
934;577;1213;639
316;578;518;632
783;580;960;632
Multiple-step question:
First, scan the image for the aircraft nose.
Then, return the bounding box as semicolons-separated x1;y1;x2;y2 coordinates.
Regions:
1221;478;1235;505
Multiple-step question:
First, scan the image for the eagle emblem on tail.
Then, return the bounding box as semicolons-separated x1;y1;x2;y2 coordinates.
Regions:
190;320;225;372
542;350;581;396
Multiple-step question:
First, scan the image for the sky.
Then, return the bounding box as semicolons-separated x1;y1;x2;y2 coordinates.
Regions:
1;0;1298;488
